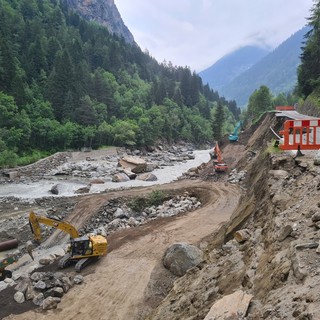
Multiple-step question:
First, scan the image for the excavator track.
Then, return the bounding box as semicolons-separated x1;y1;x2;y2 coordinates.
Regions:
75;257;99;272
58;252;73;269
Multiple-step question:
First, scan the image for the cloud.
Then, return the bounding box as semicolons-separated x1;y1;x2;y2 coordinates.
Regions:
115;0;313;72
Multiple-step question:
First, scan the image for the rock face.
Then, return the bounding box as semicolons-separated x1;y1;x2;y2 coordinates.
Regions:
163;243;204;276
65;0;135;44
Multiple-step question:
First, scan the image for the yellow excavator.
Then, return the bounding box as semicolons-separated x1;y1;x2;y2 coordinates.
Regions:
28;211;107;272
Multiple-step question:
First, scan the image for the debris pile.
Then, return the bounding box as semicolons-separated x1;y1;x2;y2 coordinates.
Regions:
3;271;83;310
80;193;202;235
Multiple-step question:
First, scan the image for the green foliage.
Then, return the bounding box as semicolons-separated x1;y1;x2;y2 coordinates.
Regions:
16;150;50;166
127;190;168;212
0;149;18;168
298;2;320;97
245;85;273;124
0;0;239;161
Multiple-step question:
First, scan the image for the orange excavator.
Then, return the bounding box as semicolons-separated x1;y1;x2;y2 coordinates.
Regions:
213;143;228;173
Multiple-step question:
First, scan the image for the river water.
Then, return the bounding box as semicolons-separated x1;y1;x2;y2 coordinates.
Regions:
0;149;211;199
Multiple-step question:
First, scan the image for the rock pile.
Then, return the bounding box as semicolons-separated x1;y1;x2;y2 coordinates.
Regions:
80;193;202;235
2;271;83;310
49;146;196;183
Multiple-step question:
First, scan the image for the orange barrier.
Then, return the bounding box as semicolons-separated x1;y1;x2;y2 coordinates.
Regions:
275;105;295;111
279;119;320;150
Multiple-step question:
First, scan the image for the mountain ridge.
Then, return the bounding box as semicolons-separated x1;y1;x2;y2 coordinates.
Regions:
200;27;309;107
65;0;135;44
199;46;269;91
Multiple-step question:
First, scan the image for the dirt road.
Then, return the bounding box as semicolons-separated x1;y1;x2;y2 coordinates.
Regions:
4;179;240;320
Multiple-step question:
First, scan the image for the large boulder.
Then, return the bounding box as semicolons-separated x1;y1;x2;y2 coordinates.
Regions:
112;172;130;182
136;173;157;181
204;290;253;320
163;243;204;276
119;156;147;173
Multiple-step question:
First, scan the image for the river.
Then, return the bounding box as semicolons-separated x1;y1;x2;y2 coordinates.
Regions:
0;149;211;199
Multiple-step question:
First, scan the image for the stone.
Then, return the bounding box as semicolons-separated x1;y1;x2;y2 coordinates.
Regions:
39;257;54;265
314;150;320;166
75;186;91;194
30;272;45;281
112;172;130;182
0;282;8;292
119;156;147;173
136;173;158;181
42;296;61;310
44;287;64;298
73;275;84;285
34;280;46;290
15;278;30;294
163;243;204;276
14;291;25;304
278;225;293;241
204;290;253;320
234;229;251;243
90;178;105;184
50;184;60;195
33;292;44;306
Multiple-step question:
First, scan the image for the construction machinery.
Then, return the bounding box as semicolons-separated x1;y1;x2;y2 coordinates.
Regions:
213;143;228;173
28;211;107;272
229;121;242;142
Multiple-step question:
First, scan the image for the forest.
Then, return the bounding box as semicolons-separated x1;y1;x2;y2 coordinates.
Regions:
0;0;241;167
0;0;318;168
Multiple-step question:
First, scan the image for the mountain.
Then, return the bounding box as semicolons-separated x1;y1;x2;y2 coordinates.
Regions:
199;46;269;91
65;0;135;44
219;27;310;106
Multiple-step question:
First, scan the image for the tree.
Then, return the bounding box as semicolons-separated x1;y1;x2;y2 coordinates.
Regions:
297;1;320;97
211;103;225;141
246;85;273;123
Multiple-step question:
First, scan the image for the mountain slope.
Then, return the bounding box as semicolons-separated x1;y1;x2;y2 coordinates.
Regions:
65;0;135;44
199;46;269;90
219;27;309;106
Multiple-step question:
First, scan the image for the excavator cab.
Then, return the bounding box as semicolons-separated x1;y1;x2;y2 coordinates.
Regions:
71;236;93;256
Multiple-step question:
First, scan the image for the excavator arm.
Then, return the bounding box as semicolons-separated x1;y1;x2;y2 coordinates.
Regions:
29;211;80;241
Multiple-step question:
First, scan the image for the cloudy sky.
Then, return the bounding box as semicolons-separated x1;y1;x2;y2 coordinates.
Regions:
114;0;314;72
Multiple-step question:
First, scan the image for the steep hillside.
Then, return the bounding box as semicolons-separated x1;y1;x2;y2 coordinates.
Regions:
199;46;269;91
220;27;310;107
147;113;320;319
64;0;135;44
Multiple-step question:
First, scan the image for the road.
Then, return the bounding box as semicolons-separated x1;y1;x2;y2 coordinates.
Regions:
3;180;240;320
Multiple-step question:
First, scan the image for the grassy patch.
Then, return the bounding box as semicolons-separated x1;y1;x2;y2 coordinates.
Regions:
128;190;168;212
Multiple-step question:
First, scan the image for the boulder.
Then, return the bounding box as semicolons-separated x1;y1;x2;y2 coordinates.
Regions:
204;290;253;320
75;185;91;194
119;156;147;173
42;296;61;310
112;172;130;182
50;184;61;195
234;229;251;243
136;173;157;181
163;243;204;276
14;291;25;304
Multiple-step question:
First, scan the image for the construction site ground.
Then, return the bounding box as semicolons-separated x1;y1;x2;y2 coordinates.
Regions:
0;139;246;320
5;113;318;319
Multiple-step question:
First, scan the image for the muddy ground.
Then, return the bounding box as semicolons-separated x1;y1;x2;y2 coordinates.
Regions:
4;113;318;320
0;139;246;319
